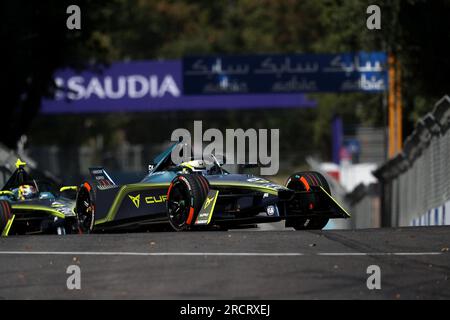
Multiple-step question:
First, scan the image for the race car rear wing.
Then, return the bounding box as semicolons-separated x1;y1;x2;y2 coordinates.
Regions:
89;167;117;189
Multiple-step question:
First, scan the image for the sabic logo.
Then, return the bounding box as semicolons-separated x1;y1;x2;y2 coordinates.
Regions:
129;194;141;208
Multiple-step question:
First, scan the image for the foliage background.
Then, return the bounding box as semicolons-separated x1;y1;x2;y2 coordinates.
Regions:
2;0;449;167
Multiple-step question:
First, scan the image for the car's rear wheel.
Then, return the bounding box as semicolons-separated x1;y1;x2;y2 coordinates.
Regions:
166;174;209;231
285;171;330;230
75;182;96;234
0;200;12;235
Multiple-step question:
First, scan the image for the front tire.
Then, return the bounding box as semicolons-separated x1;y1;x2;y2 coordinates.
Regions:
285;171;330;230
166;174;209;231
75;182;96;234
0;200;12;235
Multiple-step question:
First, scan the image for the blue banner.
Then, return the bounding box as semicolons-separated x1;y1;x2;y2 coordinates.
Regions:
183;52;388;94
41;60;316;114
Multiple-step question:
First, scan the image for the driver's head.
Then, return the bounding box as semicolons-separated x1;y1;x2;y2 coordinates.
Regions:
18;184;37;200
180;160;206;172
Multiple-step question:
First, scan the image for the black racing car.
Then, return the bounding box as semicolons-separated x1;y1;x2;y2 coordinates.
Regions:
0;160;78;236
75;143;350;233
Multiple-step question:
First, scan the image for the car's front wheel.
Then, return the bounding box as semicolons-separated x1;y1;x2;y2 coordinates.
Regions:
166;174;209;231
0;200;12;236
75;182;96;234
285;171;330;230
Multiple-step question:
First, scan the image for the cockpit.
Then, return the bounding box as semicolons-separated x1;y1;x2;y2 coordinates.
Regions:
0;159;59;202
140;143;230;184
148;143;229;176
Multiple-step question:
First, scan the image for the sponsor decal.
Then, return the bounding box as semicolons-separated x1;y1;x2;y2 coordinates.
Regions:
195;190;219;225
145;195;167;204
203;196;214;209
55;74;180;101
51;202;65;208
42;61;316;114
128;194;141;208
129;193;167;208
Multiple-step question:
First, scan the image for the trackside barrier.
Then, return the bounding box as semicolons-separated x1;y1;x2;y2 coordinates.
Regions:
373;95;450;227
345;183;381;229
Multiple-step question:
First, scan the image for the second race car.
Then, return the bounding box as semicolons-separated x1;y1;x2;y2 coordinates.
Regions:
0;160;79;236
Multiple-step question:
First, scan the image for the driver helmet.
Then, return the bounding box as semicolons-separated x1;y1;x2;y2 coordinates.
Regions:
179;160;206;172
18;184;38;200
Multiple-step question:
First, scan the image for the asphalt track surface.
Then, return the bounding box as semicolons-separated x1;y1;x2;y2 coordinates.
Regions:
0;226;449;299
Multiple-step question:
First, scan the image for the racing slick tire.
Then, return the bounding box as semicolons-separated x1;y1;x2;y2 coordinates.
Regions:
75;181;97;234
166;174;210;231
285;171;330;230
0;200;12;235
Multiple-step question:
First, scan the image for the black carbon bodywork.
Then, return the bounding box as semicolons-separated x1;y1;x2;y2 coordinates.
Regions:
81;144;350;232
1;163;77;236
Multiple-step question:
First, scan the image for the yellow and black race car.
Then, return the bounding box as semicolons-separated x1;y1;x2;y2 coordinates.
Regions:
0;160;78;236
75;143;350;233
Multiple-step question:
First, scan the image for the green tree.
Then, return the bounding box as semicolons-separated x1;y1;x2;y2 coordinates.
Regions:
0;0;119;149
14;0;450;166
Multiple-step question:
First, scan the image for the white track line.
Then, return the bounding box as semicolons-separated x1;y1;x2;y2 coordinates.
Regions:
0;251;304;257
317;252;443;256
0;251;445;257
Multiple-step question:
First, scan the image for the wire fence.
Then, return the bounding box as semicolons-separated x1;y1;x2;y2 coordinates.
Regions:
345;183;381;229
373;95;450;227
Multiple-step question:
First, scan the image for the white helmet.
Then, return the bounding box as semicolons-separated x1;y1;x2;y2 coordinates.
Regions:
18;184;38;200
179;160;206;172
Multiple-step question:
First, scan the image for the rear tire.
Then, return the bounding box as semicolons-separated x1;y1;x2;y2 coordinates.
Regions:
166;174;209;231
75;182;96;234
285;171;330;230
0;200;12;235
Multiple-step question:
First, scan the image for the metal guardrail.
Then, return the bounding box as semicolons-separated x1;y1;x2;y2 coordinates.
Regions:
373;95;450;227
345;183;380;229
